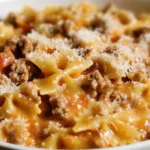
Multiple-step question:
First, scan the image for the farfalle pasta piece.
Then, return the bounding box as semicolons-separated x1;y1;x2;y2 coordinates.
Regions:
0;23;15;44
1;2;150;149
27;48;92;76
0;93;41;118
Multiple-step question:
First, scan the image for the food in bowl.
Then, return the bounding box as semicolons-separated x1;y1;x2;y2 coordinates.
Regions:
0;2;150;149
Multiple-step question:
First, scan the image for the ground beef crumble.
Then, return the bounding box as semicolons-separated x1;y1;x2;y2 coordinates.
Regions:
81;70;113;100
9;58;37;84
20;82;41;103
1;2;150;149
4;35;34;58
49;96;68;120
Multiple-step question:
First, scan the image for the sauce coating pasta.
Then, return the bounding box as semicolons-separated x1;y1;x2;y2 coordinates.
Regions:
0;2;150;149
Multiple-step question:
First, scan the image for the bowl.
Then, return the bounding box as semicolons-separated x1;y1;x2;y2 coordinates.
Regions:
0;0;150;150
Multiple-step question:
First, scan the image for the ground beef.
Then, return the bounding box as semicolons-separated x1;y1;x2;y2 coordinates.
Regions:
4;35;34;58
132;27;150;39
37;20;75;38
49;96;68;119
81;70;113;100
0;118;30;145
110;90;127;104
104;46;116;54
19;82;41;103
5;12;34;33
49;95;75;126
9;58;37;84
90;15;106;32
5;12;17;27
0;45;4;52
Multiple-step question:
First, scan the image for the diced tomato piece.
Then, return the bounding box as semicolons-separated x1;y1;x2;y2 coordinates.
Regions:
0;51;15;71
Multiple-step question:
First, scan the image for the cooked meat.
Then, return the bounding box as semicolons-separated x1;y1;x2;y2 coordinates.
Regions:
133;27;150;38
110;90;127;103
49;95;69;121
0;45;4;52
0;118;30;145
9;58;37;84
18;36;34;56
19;82;41;103
4;35;34;58
4;37;18;53
5;12;17;27
81;70;113;99
104;46;116;53
5;12;34;33
90;15;106;32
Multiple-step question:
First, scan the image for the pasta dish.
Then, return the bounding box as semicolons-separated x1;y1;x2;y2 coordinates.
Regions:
0;2;150;149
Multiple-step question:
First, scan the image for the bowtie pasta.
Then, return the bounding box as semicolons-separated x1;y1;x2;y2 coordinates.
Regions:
0;2;150;149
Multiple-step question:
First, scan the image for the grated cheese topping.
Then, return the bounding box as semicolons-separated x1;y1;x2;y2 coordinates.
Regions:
0;2;150;149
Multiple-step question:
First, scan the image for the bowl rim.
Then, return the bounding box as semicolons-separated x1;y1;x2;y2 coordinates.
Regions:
0;0;150;150
0;140;150;150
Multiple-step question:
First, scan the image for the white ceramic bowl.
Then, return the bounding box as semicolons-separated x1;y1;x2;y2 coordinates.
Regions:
0;0;150;149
